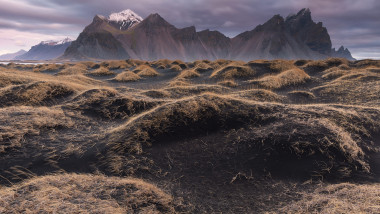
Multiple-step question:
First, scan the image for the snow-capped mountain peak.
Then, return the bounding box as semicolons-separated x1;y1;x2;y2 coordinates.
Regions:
40;38;73;46
108;9;143;30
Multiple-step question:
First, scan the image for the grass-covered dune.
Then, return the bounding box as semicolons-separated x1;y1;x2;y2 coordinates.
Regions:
0;58;379;213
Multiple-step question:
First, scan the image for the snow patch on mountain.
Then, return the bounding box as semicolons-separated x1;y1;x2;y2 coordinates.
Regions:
108;9;143;30
40;38;73;46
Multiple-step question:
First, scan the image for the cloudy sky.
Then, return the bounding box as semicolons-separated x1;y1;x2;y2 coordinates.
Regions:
0;0;379;59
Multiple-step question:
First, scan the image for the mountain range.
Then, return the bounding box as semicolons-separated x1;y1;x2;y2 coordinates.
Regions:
0;50;27;60
15;38;72;60
62;8;355;61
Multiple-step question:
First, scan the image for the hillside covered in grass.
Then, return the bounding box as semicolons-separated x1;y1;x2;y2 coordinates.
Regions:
0;58;379;213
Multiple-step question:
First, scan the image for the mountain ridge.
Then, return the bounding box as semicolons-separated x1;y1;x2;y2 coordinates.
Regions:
16;38;72;60
62;8;355;61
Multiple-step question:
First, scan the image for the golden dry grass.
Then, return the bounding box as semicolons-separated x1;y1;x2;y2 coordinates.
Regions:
252;68;310;89
133;65;159;77
193;62;213;73
177;69;200;79
90;67;116;76
169;64;182;72
279;183;380;213
58;64;88;75
1;59;380;213
0;173;176;213
32;64;64;73
218;79;238;88
101;60;130;70
114;71;141;82
232;89;284;102
210;61;255;79
168;78;191;87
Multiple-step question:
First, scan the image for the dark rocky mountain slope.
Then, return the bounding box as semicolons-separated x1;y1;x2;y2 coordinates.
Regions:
63;8;355;61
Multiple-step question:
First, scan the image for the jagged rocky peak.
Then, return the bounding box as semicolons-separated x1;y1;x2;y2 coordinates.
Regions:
108;9;143;30
261;14;285;29
137;13;175;30
332;45;355;60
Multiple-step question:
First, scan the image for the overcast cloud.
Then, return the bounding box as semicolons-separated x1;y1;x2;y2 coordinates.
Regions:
0;0;379;59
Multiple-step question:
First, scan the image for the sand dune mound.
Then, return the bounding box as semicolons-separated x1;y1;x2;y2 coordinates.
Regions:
0;81;75;107
176;69;200;79
163;85;230;98
312;69;380;106
232;89;284;102
32;64;65;73
90;67;116;76
279;183;380;213
107;93;379;178
252;68;311;89
66;88;158;119
114;71;141;82
211;62;255;79
0;173;177;214
133;65;159;77
58;64;88;75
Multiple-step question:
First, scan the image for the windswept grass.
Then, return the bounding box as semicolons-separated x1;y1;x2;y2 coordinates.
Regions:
114;71;141;82
210;62;255;79
252;68;310;89
90;67;116;76
133;65;159;77
177;69;200;79
279;183;380;213
58;64;88;75
0;173;177;213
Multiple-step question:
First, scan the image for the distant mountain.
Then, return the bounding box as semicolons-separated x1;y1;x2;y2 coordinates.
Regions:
0;50;27;60
63;8;355;61
16;38;72;60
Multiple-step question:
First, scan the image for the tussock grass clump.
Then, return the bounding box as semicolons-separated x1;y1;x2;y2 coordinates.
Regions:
353;59;380;68
279;183;380;213
171;59;187;69
324;57;350;67
90;67;116;76
218;79;238;88
101;60;130;70
0;81;75;107
32;64;64;73
133;65;159;77
169;64;182;72
312;69;380;105
0;106;74;154
253;68;310;89
294;59;310;66
107;93;379;177
211;62;255;79
126;59;147;67
0;173;177;213
168;79;191;87
114;71;141;82
304;60;329;72
78;61;100;69
163;85;229;98
58;64;88;75
232;89;284;102
151;59;172;68
194;62;213;73
67;88;158;119
177;69;200;79
0;69;33;87
268;60;296;72
322;67;349;80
